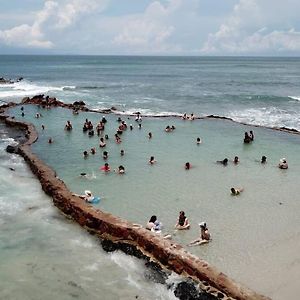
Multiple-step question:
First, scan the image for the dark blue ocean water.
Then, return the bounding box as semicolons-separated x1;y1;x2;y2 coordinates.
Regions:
1;55;300;129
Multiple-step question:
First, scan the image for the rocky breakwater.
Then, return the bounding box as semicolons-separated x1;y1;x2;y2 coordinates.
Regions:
0;103;271;300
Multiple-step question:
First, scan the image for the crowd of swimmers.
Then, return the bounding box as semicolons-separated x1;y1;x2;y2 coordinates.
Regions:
27;107;290;246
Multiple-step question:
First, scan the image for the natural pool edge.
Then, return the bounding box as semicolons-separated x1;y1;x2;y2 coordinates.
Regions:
0;101;270;300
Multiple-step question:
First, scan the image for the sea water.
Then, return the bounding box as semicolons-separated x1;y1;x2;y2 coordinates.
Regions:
1;55;300;300
7;104;300;300
0;123;178;300
1;56;300;130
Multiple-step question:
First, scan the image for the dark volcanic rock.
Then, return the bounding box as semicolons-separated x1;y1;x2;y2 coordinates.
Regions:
174;281;218;300
144;261;168;284
6;144;18;154
73;101;85;106
101;239;118;252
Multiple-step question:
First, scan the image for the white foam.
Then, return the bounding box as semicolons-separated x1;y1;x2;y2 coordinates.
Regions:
288;96;300;101
0;80;76;99
228;107;300;130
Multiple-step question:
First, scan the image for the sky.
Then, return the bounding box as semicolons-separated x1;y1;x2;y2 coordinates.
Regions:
0;0;300;56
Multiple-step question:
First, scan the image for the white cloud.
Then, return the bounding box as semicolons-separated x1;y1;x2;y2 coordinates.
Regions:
201;0;300;55
0;0;108;49
111;0;183;53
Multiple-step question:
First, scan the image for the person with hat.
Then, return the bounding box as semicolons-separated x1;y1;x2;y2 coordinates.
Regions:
278;158;288;169
188;222;211;246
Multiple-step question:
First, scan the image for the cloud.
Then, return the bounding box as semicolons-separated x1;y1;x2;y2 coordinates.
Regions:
201;0;300;55
111;0;181;53
0;0;108;49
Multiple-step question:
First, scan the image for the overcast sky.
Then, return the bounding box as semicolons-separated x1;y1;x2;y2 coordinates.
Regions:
0;0;300;55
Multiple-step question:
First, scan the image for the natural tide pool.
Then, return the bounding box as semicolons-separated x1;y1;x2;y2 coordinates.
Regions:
8;104;300;300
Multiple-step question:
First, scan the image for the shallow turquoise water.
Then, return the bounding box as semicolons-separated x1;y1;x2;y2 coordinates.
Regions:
7;105;300;299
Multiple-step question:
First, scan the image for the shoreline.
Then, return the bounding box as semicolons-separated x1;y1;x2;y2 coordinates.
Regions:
0;99;271;300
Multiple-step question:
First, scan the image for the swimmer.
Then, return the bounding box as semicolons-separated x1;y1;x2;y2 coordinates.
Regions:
148;132;152;139
102;151;108;160
182;113;187;120
90;147;96;155
188;222;211;246
99;137;106;148
21;112;25;117
217;158;228;166
278;158;288;169
231;187;244;196
120;149;125;156
165;126;171;132
115;165;125;174
174;211;190;230
105;134;109;140
261;155;267;163
138;123;142;129
233;156;239;164
101;116;107;123
185;162;191;170
88;130;94;136
115;134;122;143
244;132;251;144
196;137;201;144
48;137;53;144
149;156;156;165
83;151;89;158
130;124;133;130
100;163;110;172
249;130;254;141
35;113;41;118
41;124;45;130
65;120;73;130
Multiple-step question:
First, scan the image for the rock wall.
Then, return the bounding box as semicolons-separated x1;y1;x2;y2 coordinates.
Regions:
0;106;271;300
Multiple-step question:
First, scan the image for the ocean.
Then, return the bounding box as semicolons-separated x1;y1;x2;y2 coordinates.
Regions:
1;56;300;300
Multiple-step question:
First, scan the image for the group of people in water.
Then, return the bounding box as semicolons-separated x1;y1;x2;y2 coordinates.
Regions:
146;212;211;245
21;106;291;248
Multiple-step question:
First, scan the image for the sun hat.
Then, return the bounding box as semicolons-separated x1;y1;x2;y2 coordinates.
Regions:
199;222;206;228
85;190;92;196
